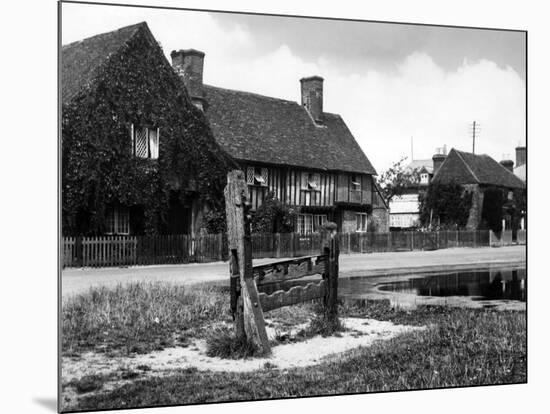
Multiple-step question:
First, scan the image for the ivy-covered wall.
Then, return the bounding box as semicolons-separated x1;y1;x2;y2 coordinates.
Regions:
62;26;235;236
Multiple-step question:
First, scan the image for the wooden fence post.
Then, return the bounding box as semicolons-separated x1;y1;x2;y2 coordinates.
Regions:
217;233;223;261
75;236;83;267
322;223;339;324
224;170;270;354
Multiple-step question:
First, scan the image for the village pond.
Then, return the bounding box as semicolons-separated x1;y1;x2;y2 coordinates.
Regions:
259;266;526;311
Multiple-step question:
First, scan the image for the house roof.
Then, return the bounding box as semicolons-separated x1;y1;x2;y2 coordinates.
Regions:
432;148;525;189
202;85;377;175
406;159;433;174
61;22;149;104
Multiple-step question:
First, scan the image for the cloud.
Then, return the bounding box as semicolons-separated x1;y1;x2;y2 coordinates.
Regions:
202;44;525;172
62;4;526;173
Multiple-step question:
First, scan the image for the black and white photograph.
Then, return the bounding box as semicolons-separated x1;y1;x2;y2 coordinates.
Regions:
54;0;530;412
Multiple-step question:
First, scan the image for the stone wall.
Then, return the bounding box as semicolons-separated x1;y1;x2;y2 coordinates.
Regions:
372;207;390;233
341;210;357;233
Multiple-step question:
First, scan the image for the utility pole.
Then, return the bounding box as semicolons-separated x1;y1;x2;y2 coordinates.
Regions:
470;121;480;154
410;136;414;161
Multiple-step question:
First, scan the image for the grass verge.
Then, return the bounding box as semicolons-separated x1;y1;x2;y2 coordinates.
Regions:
74;304;526;411
62;282;229;355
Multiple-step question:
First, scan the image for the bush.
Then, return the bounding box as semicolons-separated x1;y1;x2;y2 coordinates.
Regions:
251;192;298;233
420;182;472;228
205;326;260;359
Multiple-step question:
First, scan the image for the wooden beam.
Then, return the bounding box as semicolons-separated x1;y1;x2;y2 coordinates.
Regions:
259;280;326;312
224;170;270;354
255;255;327;285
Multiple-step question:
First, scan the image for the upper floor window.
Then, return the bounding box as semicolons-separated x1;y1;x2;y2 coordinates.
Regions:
303;172;320;190
131;124;159;159
105;207;130;235
246;166;268;186
420;173;429;184
351;174;361;191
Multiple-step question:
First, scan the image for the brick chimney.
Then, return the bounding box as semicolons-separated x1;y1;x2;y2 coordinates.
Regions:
515;146;526;167
300;76;324;123
432;146;447;175
170;49;205;111
500;159;514;172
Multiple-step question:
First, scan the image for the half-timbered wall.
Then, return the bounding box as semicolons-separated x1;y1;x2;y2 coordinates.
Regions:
243;164;375;210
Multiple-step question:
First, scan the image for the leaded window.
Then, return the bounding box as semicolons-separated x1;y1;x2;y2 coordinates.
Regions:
246;166;268;186
131;124;159;159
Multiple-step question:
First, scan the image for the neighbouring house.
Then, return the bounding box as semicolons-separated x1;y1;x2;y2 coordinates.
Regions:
61;22;234;236
170;49;389;234
514;146;526;183
388;149;443;230
431;148;526;231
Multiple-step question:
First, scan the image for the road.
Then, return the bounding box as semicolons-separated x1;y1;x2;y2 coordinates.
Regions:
61;246;526;298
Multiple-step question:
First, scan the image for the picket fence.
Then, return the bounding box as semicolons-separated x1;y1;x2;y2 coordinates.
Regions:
60;229;522;268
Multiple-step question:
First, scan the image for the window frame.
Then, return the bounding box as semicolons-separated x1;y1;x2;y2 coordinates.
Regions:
356;212;368;233
420;173;429;184
105;207;130;235
351;174;362;192
247;166;268;187
131;124;160;160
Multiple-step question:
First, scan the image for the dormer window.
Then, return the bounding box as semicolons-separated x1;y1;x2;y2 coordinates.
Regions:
246;166;268;186
420;173;429;184
131;124;159;159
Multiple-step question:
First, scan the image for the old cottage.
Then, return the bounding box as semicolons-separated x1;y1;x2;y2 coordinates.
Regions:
170;49;389;234
431;148;526;231
61;22;234;236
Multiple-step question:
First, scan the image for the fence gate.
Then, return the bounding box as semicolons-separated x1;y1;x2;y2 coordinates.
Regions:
224;170;339;355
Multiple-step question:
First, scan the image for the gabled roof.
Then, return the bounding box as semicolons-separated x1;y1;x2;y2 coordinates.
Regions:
406;159;433;174
432;148;525;189
202;85;377;175
61;22;150;104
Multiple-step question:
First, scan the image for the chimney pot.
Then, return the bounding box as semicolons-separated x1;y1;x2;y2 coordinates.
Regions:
515;146;526;168
300;76;324;123
500;159;514;173
432;151;446;175
171;49;205;110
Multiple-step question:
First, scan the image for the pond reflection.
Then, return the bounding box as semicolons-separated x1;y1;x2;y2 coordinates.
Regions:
377;268;526;302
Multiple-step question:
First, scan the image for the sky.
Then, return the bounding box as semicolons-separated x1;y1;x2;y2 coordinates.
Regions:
61;2;526;173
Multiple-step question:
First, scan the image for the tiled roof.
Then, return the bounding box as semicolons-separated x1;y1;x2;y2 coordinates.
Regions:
407;159;433;174
202;85;377;175
61;22;147;104
432;148;525;189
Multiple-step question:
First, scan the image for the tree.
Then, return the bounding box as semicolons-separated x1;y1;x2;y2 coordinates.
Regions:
480;186;507;233
419;181;472;229
251;192;299;233
377;157;420;203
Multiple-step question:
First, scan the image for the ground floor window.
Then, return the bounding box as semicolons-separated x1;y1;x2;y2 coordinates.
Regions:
356;213;368;232
105;207;130;235
298;214;327;234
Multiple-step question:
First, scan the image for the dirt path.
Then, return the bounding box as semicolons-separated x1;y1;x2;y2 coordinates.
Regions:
61;316;424;410
61;246;526;297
